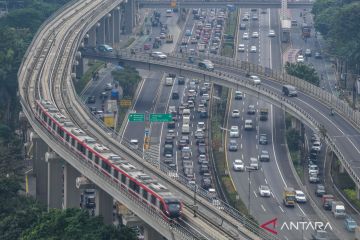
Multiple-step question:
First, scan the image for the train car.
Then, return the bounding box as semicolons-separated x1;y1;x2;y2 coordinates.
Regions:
34;100;182;219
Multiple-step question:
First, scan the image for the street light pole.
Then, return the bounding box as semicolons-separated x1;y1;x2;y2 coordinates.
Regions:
246;167;252;215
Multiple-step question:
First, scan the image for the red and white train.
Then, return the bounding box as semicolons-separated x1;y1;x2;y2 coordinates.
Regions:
34;99;182;219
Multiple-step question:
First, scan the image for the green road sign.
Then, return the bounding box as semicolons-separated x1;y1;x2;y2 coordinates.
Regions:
150;113;172;122
128;113;145;122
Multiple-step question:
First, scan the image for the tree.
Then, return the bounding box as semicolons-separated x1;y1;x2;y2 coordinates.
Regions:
112;66;141;98
286;128;300;152
21;208;136;240
285;62;320;86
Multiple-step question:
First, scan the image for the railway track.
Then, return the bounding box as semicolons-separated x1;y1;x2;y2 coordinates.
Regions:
18;0;270;239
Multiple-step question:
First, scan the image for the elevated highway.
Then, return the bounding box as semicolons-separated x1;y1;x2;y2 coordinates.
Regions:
82;50;360;200
17;0;271;239
137;0;313;9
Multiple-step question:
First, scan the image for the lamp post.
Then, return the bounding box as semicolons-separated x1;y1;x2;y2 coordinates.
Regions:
245;166;254;215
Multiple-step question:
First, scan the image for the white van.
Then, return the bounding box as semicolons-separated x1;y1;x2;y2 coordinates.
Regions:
130;139;139;150
182;124;190;134
244;119;253;130
250;75;261;85
165;77;173;86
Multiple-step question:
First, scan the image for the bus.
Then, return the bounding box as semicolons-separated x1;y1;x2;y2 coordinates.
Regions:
301;23;311;38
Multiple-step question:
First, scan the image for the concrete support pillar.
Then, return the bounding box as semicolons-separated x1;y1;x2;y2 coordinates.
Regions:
291;117;300;130
45;152;63;210
75;57;84;79
124;0;135;34
114;7;121;45
31;132;48;205
88;26;97;48
339;163;345;173
95;187;113;224
144;224;163;240
63;163;80;209
106;13;114;46
97;19;106;45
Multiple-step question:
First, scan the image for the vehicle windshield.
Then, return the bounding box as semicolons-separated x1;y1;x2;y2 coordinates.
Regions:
287;196;295;201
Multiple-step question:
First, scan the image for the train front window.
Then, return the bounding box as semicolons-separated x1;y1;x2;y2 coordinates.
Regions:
168;203;180;212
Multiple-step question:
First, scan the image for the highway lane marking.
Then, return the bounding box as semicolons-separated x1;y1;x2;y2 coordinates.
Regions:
265;178;268;184
261;204;266;212
254;191;258;198
120;75;147;140
242;154;244;160
270;105;287;186
240;143;243;149
279;206;285;213
296;97;360;155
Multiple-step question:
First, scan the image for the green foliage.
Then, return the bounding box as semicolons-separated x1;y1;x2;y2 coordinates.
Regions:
21;208;136;240
286;128;300;152
112;66;141;98
312;0;360;66
0;177;136;240
285;62;320;86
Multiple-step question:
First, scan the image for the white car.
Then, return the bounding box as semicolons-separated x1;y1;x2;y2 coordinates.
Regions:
243;32;249;40
250;75;261;85
259;185;271;197
268;30;276;37
250;46;257;53
229;126;239;138
295;190;307;203
233;159;244;171
297;55;304;63
238;44;245;52
312;141;322;151
252;32;259;38
309;165;319;175
231;109;240;118
151;51;167;59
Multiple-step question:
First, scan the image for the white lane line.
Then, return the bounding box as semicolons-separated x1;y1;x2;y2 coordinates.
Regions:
254;191;258;198
270;104;287;186
265;178;268;184
261;204;266;212
242;153;244;160
240;143;243;149
279;206;285;212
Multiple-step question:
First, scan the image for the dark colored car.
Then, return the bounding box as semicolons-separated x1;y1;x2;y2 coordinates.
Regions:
86;96;96;104
315;184;326;197
259;134;268;145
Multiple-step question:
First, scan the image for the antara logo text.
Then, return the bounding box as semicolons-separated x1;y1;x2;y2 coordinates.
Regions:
260;218;333;235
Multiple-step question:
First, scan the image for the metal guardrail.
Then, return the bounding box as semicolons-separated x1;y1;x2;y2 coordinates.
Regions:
19;98;197;240
89;50;360;191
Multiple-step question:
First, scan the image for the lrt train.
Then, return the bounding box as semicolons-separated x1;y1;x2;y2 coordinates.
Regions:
34;100;182;219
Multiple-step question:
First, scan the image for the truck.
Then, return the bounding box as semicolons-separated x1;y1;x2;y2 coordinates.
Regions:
259;108;268;121
165;77;173;86
183;160;194;178
110;89;120;100
332;201;346;218
165;35;173;43
322;194;334;210
283;187;296;207
301;22;311;38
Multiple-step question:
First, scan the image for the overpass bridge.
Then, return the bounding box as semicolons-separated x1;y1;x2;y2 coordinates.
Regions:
81;49;360;201
136;0;313;9
17;0;271;239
